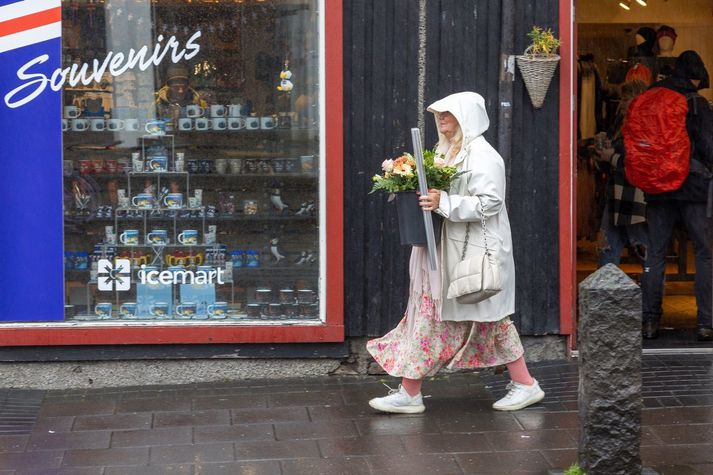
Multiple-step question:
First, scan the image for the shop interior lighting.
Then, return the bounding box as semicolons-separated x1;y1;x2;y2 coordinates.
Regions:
636;0;648;6
619;1;632;10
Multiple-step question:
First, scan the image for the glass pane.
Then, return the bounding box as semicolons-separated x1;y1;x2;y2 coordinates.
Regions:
61;0;322;323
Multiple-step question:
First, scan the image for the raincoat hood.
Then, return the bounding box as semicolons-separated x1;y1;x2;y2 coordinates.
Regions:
427;92;490;143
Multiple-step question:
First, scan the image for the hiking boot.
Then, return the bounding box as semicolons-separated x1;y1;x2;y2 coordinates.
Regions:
492;379;545;411
368;384;425;414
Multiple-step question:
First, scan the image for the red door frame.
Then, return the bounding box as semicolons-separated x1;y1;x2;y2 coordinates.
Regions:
0;1;344;346
559;0;577;351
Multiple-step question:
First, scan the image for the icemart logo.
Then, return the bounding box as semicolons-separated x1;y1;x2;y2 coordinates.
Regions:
138;265;225;287
97;259;131;291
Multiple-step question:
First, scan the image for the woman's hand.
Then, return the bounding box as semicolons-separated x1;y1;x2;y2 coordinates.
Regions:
418;188;441;211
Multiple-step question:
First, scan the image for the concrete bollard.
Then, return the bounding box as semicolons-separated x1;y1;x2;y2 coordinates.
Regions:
578;263;642;475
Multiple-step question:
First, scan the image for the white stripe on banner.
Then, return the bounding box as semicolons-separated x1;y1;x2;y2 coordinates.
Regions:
0;0;60;23
0;22;60;53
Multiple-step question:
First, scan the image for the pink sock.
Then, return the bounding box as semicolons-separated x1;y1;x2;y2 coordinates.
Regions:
506;356;535;386
401;377;422;396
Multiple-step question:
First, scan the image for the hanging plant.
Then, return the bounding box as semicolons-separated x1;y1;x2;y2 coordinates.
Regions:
516;26;561;109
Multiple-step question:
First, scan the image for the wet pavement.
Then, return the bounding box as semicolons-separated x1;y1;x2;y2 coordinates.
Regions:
0;354;712;474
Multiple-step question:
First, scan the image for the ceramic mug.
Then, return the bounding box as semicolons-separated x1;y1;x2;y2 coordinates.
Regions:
228;104;243;117
210;104;226;117
185;105;204;118
119;302;138;318
178;118;192;131
207;301;228;319
228;117;246;130
145;119;167;135
62;119;69;131
64;105;80;119
146;229;168;246
132;193;154;209
175;301;197;318
177;229;198;246
106;119;124;131
212;117;227;131
194;118;210;131
163;193;183;209
119;229;140;246
90;118;105;131
146;156;168;172
245;117;260;130
71;118;90;132
260;116;277;129
124;118;140;131
94;302;113;319
149;302;169;318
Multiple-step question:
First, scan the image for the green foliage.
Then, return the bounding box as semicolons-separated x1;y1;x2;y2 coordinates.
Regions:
526;26;561;56
563;463;587;475
370;149;463;194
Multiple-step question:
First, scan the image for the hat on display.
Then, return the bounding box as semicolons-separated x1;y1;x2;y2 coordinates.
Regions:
656;25;677;41
166;63;189;84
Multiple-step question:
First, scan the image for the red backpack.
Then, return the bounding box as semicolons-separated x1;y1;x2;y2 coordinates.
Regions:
623;87;691;194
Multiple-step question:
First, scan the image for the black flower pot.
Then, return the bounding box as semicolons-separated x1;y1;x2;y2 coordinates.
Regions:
393;191;443;246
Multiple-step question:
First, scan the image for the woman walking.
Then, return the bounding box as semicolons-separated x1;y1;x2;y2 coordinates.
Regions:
367;92;544;413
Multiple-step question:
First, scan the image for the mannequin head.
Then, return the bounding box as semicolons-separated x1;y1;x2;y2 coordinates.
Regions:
634;27;656;57
656;25;677;57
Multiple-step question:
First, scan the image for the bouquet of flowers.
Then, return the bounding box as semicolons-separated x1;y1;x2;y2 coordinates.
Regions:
370;149;461;194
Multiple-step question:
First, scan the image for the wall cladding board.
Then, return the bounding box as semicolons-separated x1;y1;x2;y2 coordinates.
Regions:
344;0;561;337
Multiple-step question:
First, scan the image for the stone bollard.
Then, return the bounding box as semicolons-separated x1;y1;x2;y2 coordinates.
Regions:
578;263;642;475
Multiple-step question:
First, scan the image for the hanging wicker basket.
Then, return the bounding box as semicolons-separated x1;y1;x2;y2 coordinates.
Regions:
516;47;560;109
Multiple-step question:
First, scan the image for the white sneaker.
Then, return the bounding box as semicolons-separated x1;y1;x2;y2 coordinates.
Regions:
368;384;425;414
492;379;545;411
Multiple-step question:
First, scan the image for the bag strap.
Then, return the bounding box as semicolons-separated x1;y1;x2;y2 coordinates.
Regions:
460;200;491;261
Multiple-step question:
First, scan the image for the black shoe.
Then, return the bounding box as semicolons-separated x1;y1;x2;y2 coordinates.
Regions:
643;320;659;339
697;327;713;342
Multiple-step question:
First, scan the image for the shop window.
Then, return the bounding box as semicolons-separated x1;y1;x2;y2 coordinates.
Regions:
61;0;323;324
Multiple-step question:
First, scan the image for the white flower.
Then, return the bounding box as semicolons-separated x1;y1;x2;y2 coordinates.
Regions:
381;159;394;173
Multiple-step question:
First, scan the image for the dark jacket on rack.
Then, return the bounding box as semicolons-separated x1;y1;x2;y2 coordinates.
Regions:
646;51;713;204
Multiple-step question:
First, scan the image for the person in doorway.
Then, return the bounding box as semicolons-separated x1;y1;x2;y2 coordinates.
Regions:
366;92;544;413
594;80;649;268
641;51;713;341
155;62;206;121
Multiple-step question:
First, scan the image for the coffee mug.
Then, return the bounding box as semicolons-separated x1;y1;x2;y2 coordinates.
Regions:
260;116;277;129
195;118;210;131
132;158;144;172
207;301;228;318
188;197;200;208
177;229;198;245
124;118;140;131
229;159;242;174
228;104;243;117
227;117;246;130
71;119;90;131
178;118;192;131
300;155;315;172
106;119;124;131
145;119;167;135
119;302;138;318
62;119;69;131
147;156;168;172
185;104;204;118
214;159;228;174
132;193;154;209
175;301;197;318
119;229;140;246
64;105;80;119
212;117;227;131
149;302;169;318
210;105;226;117
245;117;260;130
95;302;113;319
163;193;183;209
146;229;168;246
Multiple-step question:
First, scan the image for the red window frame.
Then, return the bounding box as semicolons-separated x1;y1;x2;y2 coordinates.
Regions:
0;1;344;346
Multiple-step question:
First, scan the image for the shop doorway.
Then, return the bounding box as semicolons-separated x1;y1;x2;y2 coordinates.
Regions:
575;0;713;349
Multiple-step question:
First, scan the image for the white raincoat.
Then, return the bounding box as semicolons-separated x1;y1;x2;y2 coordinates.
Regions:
429;92;516;322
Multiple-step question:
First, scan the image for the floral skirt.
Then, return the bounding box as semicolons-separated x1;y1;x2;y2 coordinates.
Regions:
366;247;524;380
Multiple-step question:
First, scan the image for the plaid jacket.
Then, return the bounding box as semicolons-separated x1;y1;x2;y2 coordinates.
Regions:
607;148;647;226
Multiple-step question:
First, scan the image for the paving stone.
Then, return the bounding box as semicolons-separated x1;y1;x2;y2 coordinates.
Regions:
455;450;552;473
267;391;345;408
649;423;713;445
61;447;148;467
280;456;371;475
110;427;193;447
485;429;577;451
354;416;442;436
150;442;234;464
231;406;309;425
401;433;491;454
103;464;193;475
192;395;268;410
433;413;523;433
38;400;116;417
0;451;63;470
153;410;231;428
366;454;463;475
73;413;152;431
15;469;102;475
641;445;713;465
234;439;320;460
193;461;282;475
274;419;359;440
115;397;192;414
642;407;713;425
307;404;375;421
514;412;579;431
539;448;579;470
193;424;274;443
0;435;28;452
28;430;111;450
31;416;75;434
318;435;405;457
